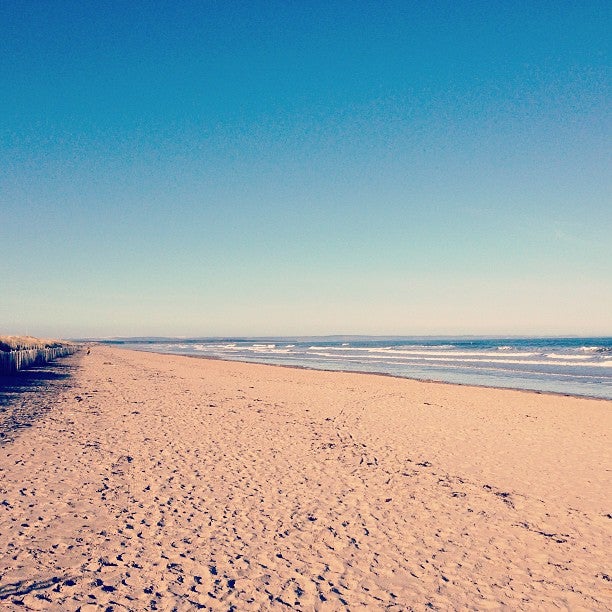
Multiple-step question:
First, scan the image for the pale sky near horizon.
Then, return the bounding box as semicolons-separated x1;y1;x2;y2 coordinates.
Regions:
1;1;610;338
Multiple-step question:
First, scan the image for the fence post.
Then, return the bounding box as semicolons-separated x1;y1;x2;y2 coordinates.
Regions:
0;344;78;375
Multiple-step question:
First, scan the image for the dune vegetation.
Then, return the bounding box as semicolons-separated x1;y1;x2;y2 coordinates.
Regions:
0;335;73;352
0;336;78;373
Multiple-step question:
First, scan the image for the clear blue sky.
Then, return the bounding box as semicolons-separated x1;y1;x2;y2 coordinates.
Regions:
1;1;610;338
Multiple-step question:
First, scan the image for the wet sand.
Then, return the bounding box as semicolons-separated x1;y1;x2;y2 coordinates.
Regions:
0;345;610;610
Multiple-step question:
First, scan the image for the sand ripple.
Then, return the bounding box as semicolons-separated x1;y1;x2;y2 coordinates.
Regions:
0;346;610;610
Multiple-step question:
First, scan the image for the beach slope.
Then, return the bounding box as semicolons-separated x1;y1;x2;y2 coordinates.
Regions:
0;346;610;610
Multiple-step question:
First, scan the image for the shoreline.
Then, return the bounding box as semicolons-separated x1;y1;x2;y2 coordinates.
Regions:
119;345;612;402
1;345;610;609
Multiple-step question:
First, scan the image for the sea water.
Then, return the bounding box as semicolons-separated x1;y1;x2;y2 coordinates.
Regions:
114;337;612;400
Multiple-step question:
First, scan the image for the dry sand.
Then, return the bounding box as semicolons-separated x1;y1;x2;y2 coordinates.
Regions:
0;345;610;611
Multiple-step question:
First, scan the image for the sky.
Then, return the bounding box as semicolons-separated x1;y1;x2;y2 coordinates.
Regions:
1;1;610;338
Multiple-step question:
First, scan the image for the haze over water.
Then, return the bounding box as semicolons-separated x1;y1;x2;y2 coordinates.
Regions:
114;337;612;399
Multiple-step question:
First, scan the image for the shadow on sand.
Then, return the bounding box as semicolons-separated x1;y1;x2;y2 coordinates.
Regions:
0;357;79;445
0;576;70;600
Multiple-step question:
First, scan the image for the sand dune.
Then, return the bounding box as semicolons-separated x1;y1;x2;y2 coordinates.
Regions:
0;345;610;610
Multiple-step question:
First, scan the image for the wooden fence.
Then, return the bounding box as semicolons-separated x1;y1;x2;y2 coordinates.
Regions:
0;346;78;375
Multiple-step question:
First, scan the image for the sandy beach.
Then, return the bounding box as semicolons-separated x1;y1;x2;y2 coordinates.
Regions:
0;345;610;611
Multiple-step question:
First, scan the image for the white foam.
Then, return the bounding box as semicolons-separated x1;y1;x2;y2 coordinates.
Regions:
305;351;612;368
299;353;608;379
196;343;239;350
307;346;538;358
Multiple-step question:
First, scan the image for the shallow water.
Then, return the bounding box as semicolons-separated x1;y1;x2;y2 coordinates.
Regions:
114;336;612;399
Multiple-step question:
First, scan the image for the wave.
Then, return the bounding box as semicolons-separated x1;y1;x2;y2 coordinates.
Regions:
577;346;611;353
307;346;539;358
294;354;607;380
307;344;457;351
304;351;612;368
183;343;611;368
192;343;240;351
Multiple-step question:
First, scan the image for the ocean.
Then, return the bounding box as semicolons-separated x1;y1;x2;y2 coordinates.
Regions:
112;337;612;400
